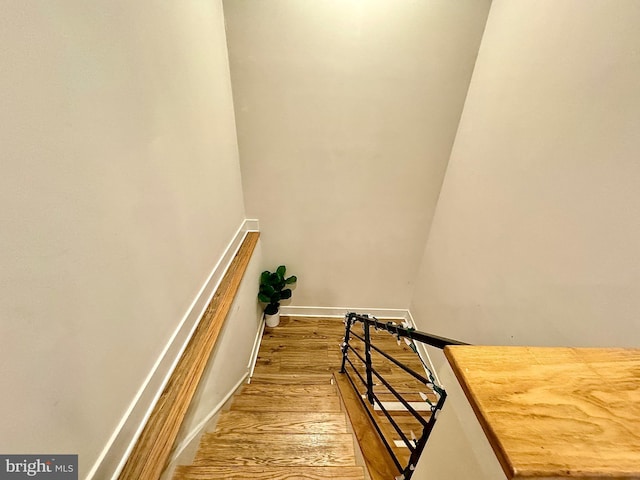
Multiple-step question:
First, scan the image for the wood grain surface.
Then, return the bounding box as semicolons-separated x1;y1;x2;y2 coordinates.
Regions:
334;372;404;480
240;384;337;397
193;433;356;467
173;316;432;480
173;316;366;480
249;373;333;385
173;465;366;479
214;411;348;434
230;391;341;412
445;346;640;479
118;232;259;480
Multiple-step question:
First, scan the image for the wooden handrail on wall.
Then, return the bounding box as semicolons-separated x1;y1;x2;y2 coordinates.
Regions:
118;231;260;480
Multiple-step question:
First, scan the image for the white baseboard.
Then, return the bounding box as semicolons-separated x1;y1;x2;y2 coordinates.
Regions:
280;305;410;320
247;317;266;380
86;219;258;480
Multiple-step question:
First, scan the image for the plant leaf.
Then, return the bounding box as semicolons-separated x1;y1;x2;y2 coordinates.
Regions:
280;288;292;300
285;275;297;284
260;284;276;297
258;293;270;303
276;265;286;279
264;303;279;315
260;271;271;284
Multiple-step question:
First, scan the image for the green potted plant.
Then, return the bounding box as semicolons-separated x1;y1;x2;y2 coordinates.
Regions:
258;265;297;327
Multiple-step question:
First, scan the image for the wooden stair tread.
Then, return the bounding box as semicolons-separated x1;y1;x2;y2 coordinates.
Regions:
259;338;342;348
199;432;355;446
194;433;356;467
241;384;337;396
215;411;348;434
173;465;365;479
254;359;337;374
345;371;432;391
230;394;341;412
249;373;334;385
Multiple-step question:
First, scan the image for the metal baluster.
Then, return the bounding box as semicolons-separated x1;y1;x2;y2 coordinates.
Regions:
364;318;374;405
340;312;355;373
403;391;447;480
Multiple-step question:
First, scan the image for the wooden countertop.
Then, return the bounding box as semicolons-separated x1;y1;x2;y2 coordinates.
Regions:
444;346;640;479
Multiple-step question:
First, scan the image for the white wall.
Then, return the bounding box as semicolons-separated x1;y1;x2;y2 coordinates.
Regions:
411;5;640;476
0;2;246;478
224;0;491;308
411;0;640;351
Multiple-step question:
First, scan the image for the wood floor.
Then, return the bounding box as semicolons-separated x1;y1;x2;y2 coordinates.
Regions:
173;316;365;480
173;316;433;480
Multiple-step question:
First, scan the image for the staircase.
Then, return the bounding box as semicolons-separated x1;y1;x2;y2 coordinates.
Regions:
173;317;367;480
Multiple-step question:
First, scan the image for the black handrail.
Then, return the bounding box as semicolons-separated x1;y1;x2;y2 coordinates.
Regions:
356;313;468;349
339;312;467;480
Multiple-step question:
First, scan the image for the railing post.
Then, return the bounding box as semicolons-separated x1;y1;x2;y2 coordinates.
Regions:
364;318;374;405
340;312;355;373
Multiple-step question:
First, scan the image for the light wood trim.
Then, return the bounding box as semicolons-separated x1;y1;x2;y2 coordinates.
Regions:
119;232;259;480
445;346;640;479
334;372;401;480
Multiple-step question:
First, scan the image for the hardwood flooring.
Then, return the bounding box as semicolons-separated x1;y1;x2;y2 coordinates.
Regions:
172;466;366;480
174;315;436;480
174;316;365;480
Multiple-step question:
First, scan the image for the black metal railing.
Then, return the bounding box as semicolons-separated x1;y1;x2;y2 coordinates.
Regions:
339;312;468;480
